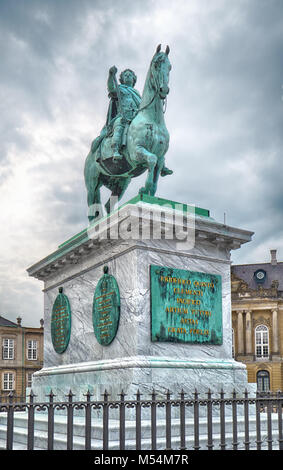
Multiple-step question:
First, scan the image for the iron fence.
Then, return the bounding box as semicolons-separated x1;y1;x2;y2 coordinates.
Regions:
0;389;283;451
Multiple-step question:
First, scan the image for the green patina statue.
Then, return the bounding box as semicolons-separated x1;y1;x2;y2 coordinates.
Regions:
84;44;173;223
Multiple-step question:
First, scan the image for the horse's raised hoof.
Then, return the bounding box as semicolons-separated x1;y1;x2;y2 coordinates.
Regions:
161;167;173;177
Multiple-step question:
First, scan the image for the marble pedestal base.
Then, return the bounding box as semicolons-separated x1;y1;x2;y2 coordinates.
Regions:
28;196;255;403
32;356;255;403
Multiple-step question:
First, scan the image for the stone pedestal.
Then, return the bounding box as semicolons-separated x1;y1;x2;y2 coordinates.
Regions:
27;195;256;401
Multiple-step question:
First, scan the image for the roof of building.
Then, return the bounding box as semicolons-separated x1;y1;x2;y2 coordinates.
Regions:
0;315;18;328
231;250;283;292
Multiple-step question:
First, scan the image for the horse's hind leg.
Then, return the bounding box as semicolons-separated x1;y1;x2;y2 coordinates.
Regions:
105;177;131;214
151;156;164;196
86;174;103;223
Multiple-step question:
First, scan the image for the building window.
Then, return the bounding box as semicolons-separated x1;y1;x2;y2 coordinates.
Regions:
27;340;38;360
255;325;269;359
232;328;235;358
3;372;15;391
2;339;15;360
26;372;33;388
257;370;270;392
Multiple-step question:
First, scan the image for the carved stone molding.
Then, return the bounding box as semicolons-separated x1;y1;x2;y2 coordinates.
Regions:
231;272;280;300
252;316;272;328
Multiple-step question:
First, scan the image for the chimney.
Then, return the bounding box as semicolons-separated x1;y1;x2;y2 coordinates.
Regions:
16;316;22;327
270;249;277;266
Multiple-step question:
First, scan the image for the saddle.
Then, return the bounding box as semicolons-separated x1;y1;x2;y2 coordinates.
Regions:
95;136;133;177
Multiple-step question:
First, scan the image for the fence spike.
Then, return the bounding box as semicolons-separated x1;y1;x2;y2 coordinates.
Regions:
84;389;92;401
29;389;35;403
8;391;14;405
66;389;75;401
102;389;109;401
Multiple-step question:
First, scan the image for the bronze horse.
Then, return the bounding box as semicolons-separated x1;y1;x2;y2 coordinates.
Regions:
84;45;172;223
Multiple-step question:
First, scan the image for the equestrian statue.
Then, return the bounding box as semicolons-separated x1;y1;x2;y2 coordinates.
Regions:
84;44;173;223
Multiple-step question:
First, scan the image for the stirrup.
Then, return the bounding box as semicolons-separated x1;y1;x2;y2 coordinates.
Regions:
112;152;123;161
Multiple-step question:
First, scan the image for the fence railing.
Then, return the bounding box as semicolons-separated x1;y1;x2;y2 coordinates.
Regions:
0;389;283;451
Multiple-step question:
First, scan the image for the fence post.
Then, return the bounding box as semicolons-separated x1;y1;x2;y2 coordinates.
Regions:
136;390;142;450
207;389;213;450
232;389;238;450
151;389;157;450
244;389;250;450
66;390;74;450
166;389;172;451
84;390;92;450
179;389;186;450
47;390;55;451
6;391;14;450
219;389;226;450
255;390;262;450
27;390;35;450
119;390;126;450
277;390;283;450
193;389;200;450
102;390;109;450
267;391;273;450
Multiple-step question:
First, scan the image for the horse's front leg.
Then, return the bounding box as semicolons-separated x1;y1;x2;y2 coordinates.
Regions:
136;145;157;195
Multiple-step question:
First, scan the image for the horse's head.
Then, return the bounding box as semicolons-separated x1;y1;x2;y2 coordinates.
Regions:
150;44;171;100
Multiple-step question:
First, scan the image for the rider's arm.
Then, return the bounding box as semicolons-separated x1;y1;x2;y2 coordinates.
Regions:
107;66;118;97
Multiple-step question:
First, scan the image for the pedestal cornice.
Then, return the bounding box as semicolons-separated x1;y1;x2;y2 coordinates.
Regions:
27;195;253;282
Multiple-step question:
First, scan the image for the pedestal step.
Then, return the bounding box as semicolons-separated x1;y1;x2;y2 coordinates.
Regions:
0;411;280;450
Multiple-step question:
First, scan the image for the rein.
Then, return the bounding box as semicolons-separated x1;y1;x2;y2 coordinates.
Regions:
135;89;157;116
162;95;167;114
134;61;167;117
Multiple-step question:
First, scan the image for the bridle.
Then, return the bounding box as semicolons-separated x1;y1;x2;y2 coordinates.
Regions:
135;54;169;117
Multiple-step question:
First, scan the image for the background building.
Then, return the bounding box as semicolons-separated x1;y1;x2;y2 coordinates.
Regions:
0;315;44;399
231;249;283;392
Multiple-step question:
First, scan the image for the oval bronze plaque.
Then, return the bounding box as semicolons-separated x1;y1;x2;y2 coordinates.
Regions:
51;287;71;354
93;266;120;346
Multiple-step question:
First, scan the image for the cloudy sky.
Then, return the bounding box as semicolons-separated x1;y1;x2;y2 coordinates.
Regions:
1;0;282;326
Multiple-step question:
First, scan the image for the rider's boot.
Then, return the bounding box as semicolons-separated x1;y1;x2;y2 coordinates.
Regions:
112;143;123;161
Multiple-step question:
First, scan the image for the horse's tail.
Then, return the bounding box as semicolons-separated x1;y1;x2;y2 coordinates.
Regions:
84;146;99;188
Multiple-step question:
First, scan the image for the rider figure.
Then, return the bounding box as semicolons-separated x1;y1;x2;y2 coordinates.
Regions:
92;66;172;176
107;66;140;160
